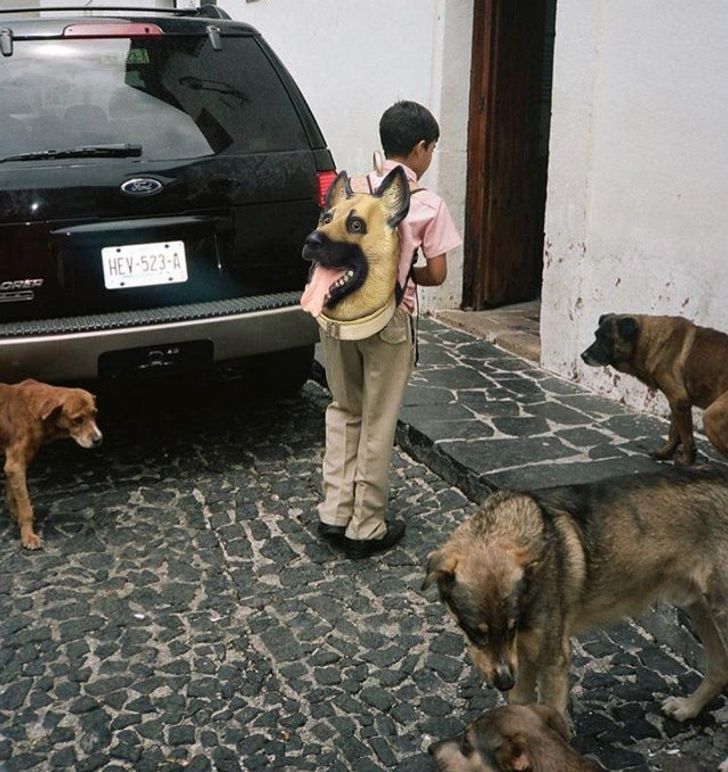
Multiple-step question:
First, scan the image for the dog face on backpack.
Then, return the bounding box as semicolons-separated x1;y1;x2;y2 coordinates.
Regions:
301;166;410;322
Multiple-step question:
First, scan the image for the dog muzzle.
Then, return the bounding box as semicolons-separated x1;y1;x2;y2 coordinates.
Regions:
316;295;396;341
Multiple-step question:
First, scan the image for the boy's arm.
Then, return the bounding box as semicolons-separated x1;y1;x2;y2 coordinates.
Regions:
412;254;447;286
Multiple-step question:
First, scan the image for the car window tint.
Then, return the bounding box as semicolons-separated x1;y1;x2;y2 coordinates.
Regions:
0;35;308;160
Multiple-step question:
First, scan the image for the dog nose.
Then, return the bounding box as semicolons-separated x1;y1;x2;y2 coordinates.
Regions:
493;664;515;691
92;433;103;447
305;231;324;249
302;231;324;262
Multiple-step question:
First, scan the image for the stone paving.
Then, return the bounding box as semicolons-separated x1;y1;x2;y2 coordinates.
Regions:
0;319;725;770
397;318;725;501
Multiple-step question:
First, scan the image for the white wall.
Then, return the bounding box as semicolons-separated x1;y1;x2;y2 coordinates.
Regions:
39;0;176;7
542;0;728;416
219;0;472;312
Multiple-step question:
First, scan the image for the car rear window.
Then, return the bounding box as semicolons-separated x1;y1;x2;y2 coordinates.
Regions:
0;34;309;161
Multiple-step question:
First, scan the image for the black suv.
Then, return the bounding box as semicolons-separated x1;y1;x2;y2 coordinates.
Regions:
0;4;335;390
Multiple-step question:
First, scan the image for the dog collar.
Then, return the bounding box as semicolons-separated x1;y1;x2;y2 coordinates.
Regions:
317;296;397;341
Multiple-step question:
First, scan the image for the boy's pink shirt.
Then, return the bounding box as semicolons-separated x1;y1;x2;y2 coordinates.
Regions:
353;160;462;313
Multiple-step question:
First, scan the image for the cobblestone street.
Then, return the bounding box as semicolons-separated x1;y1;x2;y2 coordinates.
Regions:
0;376;726;770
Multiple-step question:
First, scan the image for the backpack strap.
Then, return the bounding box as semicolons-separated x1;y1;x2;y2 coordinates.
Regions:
400;188;427;296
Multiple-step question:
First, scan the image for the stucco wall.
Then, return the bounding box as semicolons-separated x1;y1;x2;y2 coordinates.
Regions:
219;0;472;312
542;0;728;417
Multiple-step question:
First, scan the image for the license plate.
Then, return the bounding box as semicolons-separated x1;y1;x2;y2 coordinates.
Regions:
101;240;188;289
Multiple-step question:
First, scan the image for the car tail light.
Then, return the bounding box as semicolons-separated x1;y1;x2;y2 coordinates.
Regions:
63;23;164;38
316;170;338;208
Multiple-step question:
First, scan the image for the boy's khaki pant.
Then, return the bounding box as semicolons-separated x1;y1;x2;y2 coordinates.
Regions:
319;308;414;541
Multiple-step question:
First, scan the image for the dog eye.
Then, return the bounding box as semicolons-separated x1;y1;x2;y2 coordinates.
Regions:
73;416;84;425
348;217;364;233
460;734;473;755
320;213;333;225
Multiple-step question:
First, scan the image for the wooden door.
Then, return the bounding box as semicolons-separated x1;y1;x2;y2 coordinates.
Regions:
463;0;554;309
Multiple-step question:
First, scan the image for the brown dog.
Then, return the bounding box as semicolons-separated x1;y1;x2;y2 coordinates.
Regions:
429;704;603;772
0;379;102;549
581;313;728;465
423;467;728;721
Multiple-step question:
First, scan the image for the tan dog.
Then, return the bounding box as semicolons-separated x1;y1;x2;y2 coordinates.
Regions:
301;166;410;338
0;379;102;549
429;704;603;771
423;467;728;721
581;313;728;465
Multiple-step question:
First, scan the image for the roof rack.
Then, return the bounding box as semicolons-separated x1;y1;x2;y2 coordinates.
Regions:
0;5;231;20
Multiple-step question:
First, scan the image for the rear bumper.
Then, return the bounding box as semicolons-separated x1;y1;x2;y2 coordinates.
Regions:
0;292;318;382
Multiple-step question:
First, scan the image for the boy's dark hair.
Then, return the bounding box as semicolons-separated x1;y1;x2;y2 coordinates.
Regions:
379;100;440;159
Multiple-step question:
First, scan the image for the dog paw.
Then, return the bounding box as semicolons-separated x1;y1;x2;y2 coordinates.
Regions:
21;533;43;550
661;696;698;722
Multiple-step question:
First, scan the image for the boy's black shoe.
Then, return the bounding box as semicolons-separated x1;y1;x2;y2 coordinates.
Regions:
318;522;347;542
344;520;406;560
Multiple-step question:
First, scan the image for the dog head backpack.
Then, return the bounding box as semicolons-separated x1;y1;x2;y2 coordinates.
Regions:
301;165;411;340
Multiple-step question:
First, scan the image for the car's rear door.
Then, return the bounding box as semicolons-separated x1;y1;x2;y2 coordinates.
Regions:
0;17;331;322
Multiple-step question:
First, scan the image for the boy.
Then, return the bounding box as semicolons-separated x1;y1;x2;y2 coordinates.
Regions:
317;100;461;560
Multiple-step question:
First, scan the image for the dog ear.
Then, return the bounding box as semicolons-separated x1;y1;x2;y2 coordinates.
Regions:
498;734;533;771
527;703;571;742
512;537;545;578
325;171;353;210
597;313;614;327
422;549;458;590
616;316;639;341
28;388;66;422
41;403;64;422
375;165;411;228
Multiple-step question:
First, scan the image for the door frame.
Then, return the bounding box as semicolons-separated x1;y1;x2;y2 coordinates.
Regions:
462;0;498;310
462;0;553;311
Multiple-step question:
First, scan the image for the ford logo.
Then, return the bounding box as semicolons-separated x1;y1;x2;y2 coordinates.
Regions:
121;178;164;196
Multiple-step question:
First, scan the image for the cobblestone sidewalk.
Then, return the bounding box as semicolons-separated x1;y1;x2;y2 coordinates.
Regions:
0;375;725;770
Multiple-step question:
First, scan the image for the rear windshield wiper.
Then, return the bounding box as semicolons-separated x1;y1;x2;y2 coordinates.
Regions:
0;144;142;163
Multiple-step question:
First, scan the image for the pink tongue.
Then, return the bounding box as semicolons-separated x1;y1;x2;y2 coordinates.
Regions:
301;264;347;317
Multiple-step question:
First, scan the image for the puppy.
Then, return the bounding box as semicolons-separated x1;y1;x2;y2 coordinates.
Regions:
301;166;410;337
423;466;728;721
0;379;102;549
429;704;603;771
581;313;728;465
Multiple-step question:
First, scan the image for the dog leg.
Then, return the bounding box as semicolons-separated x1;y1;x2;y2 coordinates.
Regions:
4;452;41;550
537;635;572;716
650;418;680;461
703;392;728;458
662;599;728;721
538;662;571;716
508;654;538;705
5;480;18;522
668;399;696;465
